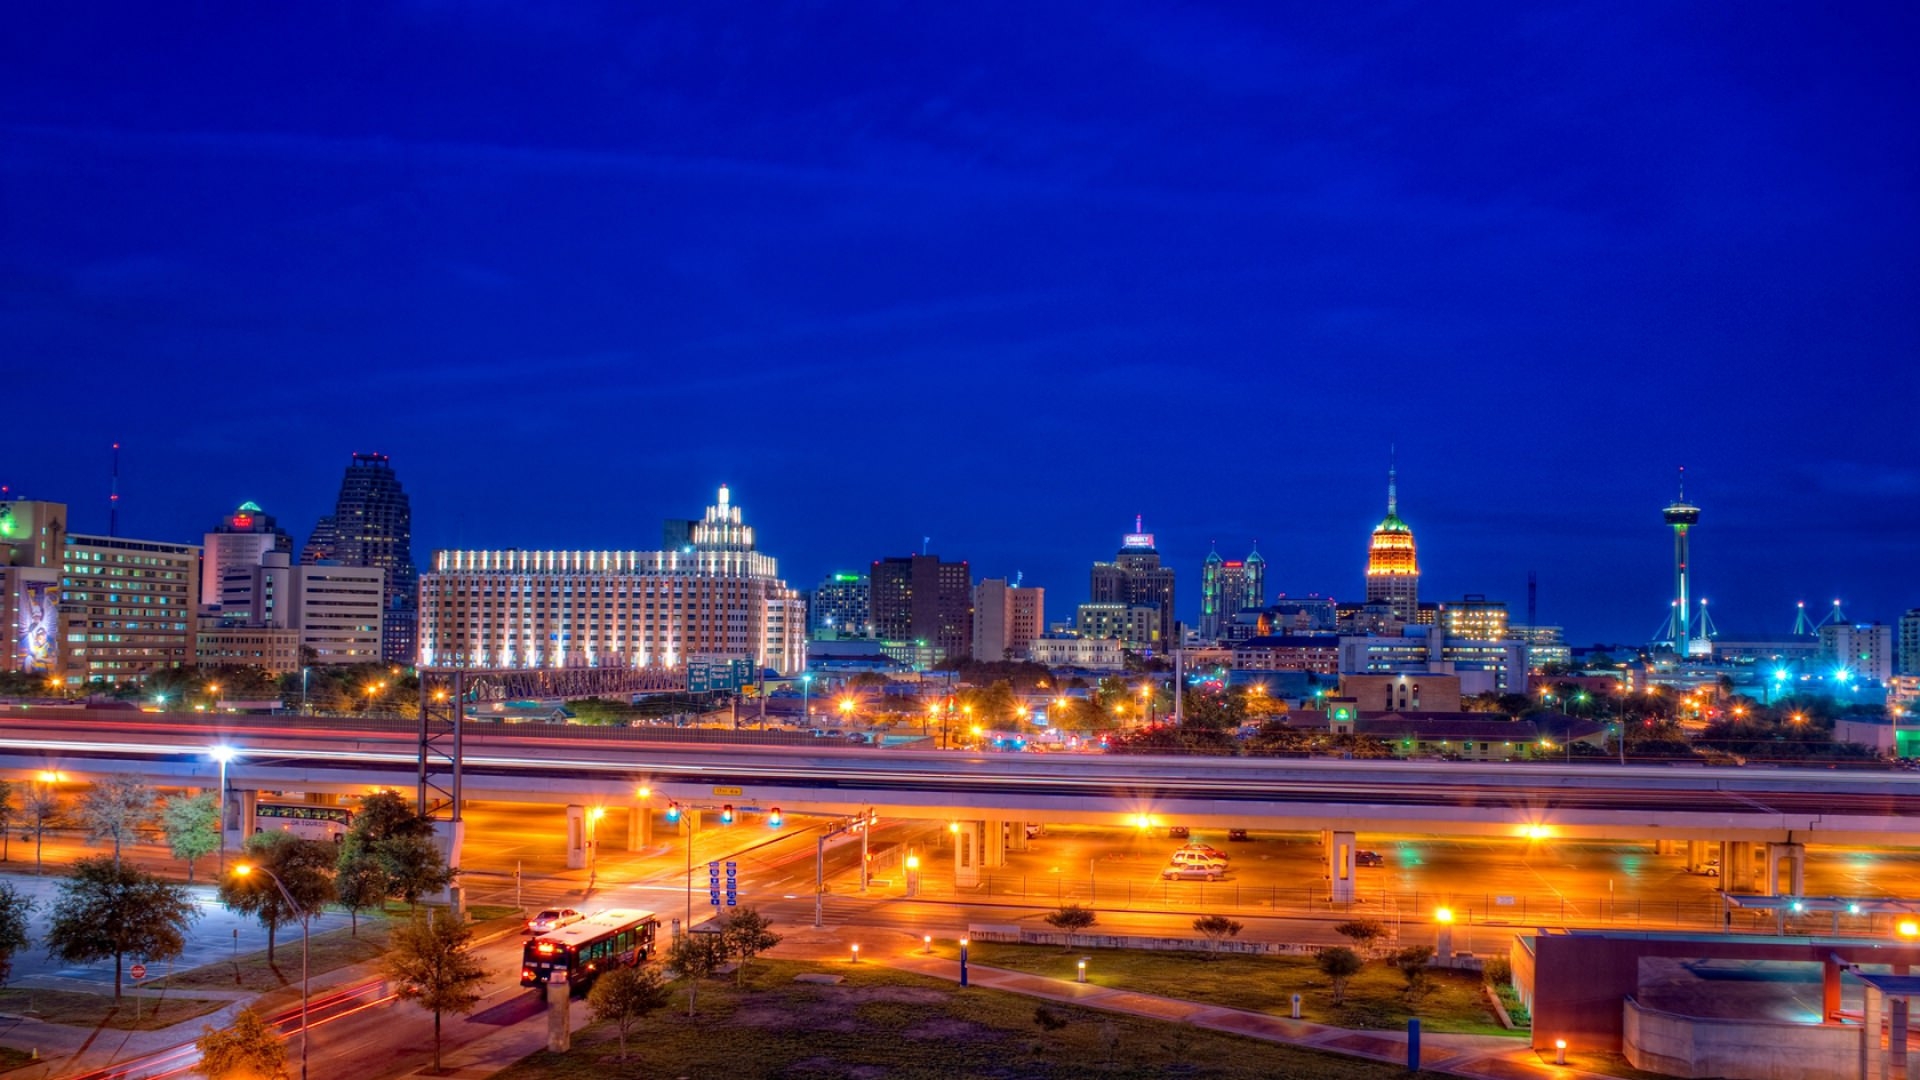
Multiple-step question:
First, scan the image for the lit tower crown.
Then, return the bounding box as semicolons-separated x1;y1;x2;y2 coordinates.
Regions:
1662;467;1704;657
1364;453;1419;620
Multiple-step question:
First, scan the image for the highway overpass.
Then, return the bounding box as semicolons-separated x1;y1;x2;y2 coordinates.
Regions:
2;710;1915;847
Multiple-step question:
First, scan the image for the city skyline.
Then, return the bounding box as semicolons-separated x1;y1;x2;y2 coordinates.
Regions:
5;6;1916;642
4;450;1913;646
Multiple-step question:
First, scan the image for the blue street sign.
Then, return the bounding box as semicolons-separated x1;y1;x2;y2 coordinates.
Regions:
727;895;737;906
709;892;721;906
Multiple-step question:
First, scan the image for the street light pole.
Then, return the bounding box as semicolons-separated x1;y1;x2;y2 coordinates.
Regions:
237;865;308;1080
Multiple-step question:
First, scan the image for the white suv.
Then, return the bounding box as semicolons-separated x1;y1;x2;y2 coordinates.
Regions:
1170;849;1228;869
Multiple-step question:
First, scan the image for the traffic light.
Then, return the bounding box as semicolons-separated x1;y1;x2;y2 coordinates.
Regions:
721;804;734;825
768;807;782;828
665;802;681;823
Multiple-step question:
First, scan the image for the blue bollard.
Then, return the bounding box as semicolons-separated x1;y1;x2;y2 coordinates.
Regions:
960;941;969;987
1407;1017;1421;1070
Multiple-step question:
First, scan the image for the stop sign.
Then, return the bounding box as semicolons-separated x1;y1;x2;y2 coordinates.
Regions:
130;964;147;980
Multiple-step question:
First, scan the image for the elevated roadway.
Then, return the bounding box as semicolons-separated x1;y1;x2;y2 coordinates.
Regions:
1;711;1916;845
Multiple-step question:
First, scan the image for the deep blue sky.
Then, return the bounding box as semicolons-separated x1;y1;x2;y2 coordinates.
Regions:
4;4;1916;643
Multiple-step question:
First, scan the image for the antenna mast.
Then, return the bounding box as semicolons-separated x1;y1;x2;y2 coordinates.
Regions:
109;442;122;537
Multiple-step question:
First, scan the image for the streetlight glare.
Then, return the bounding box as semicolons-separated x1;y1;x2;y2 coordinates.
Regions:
210;745;237;764
1435;907;1455;924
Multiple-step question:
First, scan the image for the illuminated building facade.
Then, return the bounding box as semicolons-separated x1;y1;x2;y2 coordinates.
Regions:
1899;609;1920;675
1818;622;1894;684
417;487;806;675
1090;518;1177;650
1074;602;1159;652
1363;464;1419;621
1439;595;1508;642
809;572;871;639
60;533;200;684
202;501;294;609
1200;543;1265;641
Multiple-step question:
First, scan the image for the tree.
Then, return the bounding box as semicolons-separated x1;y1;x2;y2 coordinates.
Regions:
0;882;34;987
196;1005;288;1079
0;780;14;862
1044;904;1098;950
77;776;156;871
1388;945;1437;1002
341;792;452;911
587;964;670;1059
378;833;456;911
665;931;728;1017
1333;919;1387;957
385;908;487;1073
218;832;338;963
22;784;59;875
335;850;390;936
161;792;220;885
720;907;783;985
1317;946;1364;1005
1191;914;1243;957
44;855;198;999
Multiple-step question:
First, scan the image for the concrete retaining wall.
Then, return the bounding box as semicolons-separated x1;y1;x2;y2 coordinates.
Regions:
1623;996;1859;1080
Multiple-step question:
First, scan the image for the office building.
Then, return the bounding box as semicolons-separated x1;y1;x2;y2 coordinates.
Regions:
419;487;807;674
1364;462;1420;621
1439;595;1509;642
810;572;872;640
1508;624;1573;671
1232;635;1341;674
1819;622;1895;683
974;578;1044;661
195;624;302;673
60;532;200;685
202;501;294;609
1089;518;1177;651
1028;636;1125;671
1200;543;1265;641
319;452;417;663
869;554;973;663
196;550;386;668
1340;673;1464;713
1074;602;1158;652
1901;610;1920;675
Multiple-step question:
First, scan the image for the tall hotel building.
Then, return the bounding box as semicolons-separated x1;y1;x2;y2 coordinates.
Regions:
1363;461;1420;622
417;487;806;674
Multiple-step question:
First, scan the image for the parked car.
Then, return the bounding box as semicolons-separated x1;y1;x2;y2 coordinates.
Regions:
1161;863;1225;882
1355;850;1385;867
1025;824;1044;840
1178;842;1228;859
1227;829;1250;842
525;908;583;934
1170;849;1229;869
1167;826;1191;839
1696;863;1721;877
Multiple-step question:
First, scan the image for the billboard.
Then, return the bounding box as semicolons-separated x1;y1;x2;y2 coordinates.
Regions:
15;580;57;673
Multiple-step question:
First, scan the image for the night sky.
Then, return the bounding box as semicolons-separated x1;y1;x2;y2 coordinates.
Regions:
4;5;1915;644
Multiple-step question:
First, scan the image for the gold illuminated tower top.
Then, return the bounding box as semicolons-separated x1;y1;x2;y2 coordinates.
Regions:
1364;452;1419;620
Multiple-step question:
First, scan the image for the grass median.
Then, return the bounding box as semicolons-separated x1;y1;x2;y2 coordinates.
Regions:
149;920;394;994
947;940;1512;1037
496;959;1453;1080
0;988;229;1032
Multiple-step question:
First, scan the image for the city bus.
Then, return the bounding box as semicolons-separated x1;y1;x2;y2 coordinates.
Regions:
520;909;660;993
253;802;354;843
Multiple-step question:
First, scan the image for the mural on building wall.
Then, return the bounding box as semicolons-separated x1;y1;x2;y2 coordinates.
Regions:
15;581;56;673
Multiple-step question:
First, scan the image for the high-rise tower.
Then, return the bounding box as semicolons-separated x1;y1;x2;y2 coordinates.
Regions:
324;452;416;663
1363;457;1419;621
1090;517;1177;650
1662;467;1703;657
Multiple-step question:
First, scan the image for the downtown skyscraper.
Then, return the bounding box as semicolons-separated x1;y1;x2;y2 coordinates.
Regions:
309;452;416;663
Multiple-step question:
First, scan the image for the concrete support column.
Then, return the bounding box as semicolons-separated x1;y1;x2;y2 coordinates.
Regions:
1823;956;1843;1022
1865;986;1883;1080
226;788;258;850
1686;840;1710;873
1328;831;1357;903
1766;842;1806;897
434;818;466;915
565;805;587;870
1892;995;1910;1080
628;805;653;850
1008;823;1029;853
953;820;982;888
983;819;1007;869
1655;839;1676;856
